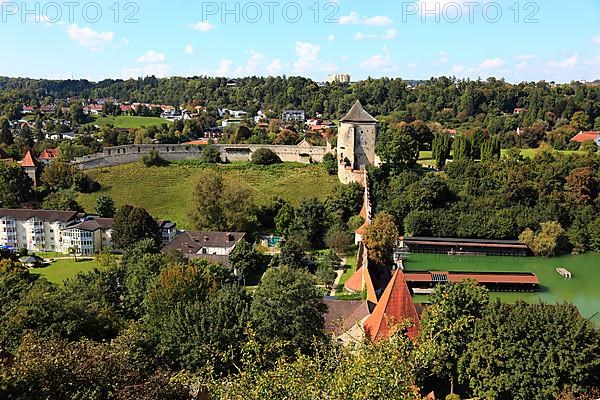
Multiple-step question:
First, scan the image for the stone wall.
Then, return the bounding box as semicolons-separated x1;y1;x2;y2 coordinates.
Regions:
72;142;331;170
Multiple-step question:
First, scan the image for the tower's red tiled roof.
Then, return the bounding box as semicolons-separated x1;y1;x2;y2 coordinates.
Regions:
345;266;365;292
364;270;420;341
344;265;378;305
20;150;38;167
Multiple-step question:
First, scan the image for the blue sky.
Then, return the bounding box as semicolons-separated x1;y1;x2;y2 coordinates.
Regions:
1;0;599;82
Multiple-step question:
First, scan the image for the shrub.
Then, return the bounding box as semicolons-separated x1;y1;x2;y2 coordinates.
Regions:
142;149;169;167
322;152;338;175
251;148;281;165
73;172;100;193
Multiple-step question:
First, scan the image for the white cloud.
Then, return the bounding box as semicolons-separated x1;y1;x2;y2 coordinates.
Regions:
479;57;505;69
382;29;398;40
548;54;578;69
407;63;418;69
238;50;266;75
339;11;392;26
328;34;335;42
515;54;536;61
267;59;283;75
136;50;165;63
294;42;321;72
185;44;194;54
190;21;216;32
216;59;233;76
590;36;600;45
451;64;465;73
122;64;170;79
66;24;114;51
432;51;449;66
359;46;397;73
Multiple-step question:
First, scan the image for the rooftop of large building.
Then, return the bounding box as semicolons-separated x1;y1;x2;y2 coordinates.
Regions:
0;208;82;222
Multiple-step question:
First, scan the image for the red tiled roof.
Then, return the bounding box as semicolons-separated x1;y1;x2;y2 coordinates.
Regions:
345;267;365;292
363;270;420;341
20;150;38;167
185;139;209;145
570;131;600;143
448;272;539;285
404;271;539;285
39;148;58;160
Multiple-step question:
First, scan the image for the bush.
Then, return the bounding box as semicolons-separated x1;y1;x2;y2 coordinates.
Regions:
322;152;337;175
142;149;169;167
201;144;221;163
445;394;461;400
73;172;100;193
251;148;281;165
325;229;354;253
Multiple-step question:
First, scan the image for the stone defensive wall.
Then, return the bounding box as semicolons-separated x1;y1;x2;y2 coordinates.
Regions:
72;142;331;170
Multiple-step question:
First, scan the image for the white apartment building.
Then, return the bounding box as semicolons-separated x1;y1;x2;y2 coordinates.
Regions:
0;209;177;255
61;218;114;256
0;209;83;253
326;74;351;84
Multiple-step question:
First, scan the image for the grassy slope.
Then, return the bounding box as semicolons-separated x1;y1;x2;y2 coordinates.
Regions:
30;259;99;285
85;115;168;129
405;252;600;323
78;162;340;229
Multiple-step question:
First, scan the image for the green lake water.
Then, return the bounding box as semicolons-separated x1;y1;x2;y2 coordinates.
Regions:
405;253;600;324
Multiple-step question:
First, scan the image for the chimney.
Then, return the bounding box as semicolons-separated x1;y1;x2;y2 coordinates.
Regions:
226;233;234;242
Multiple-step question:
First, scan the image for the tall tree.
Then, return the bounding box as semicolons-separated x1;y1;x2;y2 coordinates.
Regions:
0;117;14;145
0;162;32;207
461;301;600;399
362;212;399;267
190;169;256;232
112;205;161;250
419;280;490;395
250;266;327;355
95;194;116;218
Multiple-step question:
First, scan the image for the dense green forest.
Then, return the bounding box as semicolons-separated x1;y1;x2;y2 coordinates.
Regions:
2;76;600;127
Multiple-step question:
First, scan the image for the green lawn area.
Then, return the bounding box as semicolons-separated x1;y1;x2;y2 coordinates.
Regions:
78;162;340;229
85;115;169;129
501;148;586;158
404;252;600;323
30;258;100;285
33;251;66;258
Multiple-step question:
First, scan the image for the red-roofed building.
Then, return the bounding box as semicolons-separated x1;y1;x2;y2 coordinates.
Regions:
570;131;600;146
38;148;58;165
19;150;39;186
363;269;420;341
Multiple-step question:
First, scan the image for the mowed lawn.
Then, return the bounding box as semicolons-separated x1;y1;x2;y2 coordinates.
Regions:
78;162;340;229
86;115;168;129
30;258;100;285
405;252;600;323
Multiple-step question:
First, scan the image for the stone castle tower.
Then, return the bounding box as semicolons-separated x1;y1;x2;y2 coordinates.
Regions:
337;100;380;184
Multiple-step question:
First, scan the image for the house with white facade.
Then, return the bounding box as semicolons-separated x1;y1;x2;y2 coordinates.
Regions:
0;209;178;256
0;209;83;253
161;231;246;266
282;110;306;122
158;220;178;245
61;218;114;255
